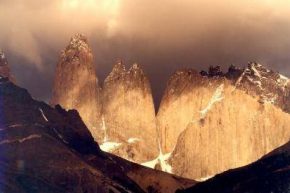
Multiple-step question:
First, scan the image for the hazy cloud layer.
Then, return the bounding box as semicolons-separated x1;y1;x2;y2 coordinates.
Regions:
1;0;290;106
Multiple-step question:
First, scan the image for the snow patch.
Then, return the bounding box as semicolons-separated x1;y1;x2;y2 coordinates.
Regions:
278;74;289;89
0;52;4;59
141;158;159;168
195;175;214;182
235;69;247;87
127;138;141;143
262;94;277;104
101;116;108;142
8;124;23;128
141;142;173;173
99;116;122;152
250;64;262;78
100;141;122;152
200;84;224;118
0;134;41;145
53;128;69;144
39;108;48;122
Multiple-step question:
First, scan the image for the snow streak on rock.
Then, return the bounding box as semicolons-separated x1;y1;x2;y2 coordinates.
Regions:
101;116;108;143
39;108;48;122
200;84;224;118
141;141;173;173
100;141;122;152
195;175;215;182
0;134;42;145
127;138;141;144
53;128;69;144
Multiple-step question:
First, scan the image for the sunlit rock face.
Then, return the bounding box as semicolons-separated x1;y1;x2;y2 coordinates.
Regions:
101;62;159;162
0;51;16;83
157;64;290;179
50;34;102;141
178;140;290;193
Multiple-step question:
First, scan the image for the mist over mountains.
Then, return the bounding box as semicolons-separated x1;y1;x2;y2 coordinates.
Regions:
1;0;290;106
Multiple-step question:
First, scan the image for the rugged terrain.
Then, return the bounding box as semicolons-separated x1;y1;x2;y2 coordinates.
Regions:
49;34;290;182
177;139;290;193
101;61;158;162
0;76;194;193
50;34;102;141
156;64;290;179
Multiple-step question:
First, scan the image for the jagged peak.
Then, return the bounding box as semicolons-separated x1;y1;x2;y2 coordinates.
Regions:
66;33;90;52
0;50;8;66
112;60;126;72
129;63;142;71
0;50;5;59
128;63;145;76
59;34;92;63
104;61;127;84
0;51;16;83
70;33;88;44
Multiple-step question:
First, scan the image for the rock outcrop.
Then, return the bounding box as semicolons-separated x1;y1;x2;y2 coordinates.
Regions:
101;61;159;162
50;34;102;140
157;64;290;179
177;140;290;193
0;77;194;193
233;63;290;112
202;63;290;112
0;51;16;83
157;69;211;153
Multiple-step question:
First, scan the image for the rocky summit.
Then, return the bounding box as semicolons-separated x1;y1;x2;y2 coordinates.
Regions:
0;77;194;193
101;61;159;163
0;51;16;83
50;34;102;141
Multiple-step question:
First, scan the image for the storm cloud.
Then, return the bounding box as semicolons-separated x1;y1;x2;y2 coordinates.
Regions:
1;0;290;106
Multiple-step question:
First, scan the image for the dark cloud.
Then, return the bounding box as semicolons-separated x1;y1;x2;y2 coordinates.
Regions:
1;0;290;107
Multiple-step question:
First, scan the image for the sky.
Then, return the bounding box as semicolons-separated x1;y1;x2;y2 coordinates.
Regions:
1;0;290;107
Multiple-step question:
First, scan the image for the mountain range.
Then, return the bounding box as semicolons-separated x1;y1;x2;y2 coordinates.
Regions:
50;34;290;180
1;34;290;192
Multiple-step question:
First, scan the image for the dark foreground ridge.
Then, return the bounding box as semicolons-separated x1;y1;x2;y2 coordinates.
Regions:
0;76;194;193
177;139;290;193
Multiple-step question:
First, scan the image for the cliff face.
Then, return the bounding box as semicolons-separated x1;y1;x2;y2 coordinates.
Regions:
50;34;102;140
157;69;213;154
157;64;290;179
178;140;290;193
169;80;290;179
0;51;16;83
101;62;159;162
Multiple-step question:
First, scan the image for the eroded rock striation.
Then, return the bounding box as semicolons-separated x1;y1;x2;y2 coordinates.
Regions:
50;34;102;140
101;61;159;162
